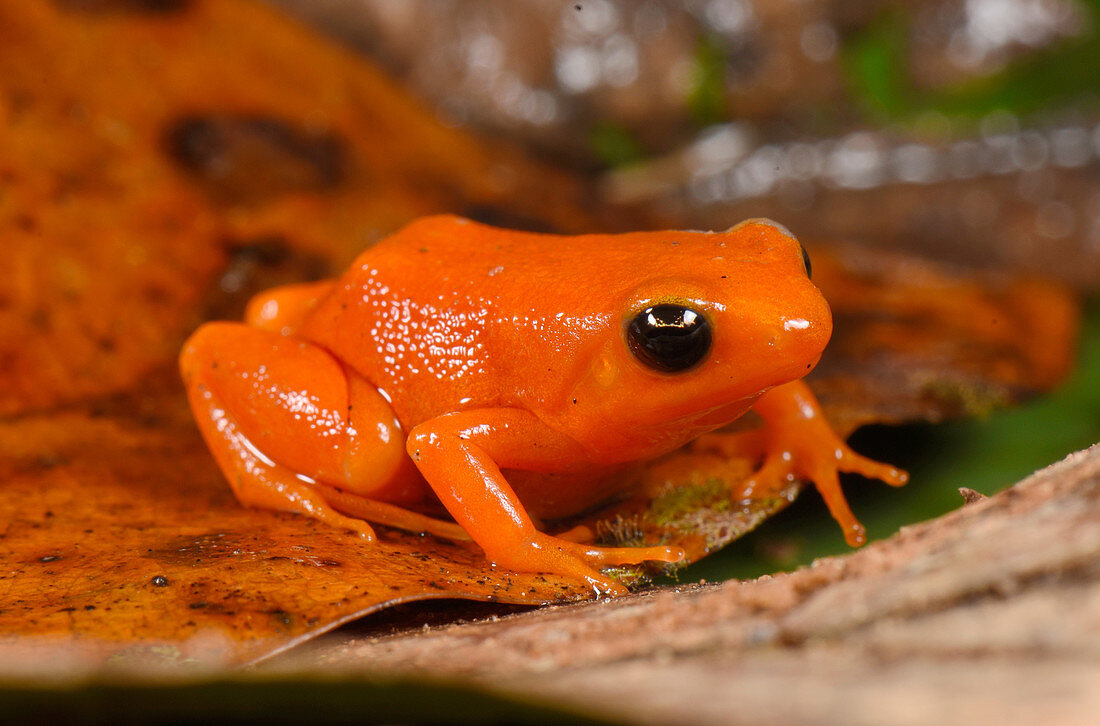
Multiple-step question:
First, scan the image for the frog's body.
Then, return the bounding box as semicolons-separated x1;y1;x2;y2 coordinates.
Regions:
181;215;905;594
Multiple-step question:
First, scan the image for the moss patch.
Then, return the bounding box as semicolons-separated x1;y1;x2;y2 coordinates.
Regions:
649;480;732;529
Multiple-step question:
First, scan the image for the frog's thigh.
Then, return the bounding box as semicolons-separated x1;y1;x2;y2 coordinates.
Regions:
181;323;416;516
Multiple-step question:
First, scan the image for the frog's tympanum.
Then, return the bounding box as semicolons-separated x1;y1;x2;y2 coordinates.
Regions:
181;215;906;594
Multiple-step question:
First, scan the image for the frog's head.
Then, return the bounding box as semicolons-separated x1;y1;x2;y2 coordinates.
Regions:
562;218;831;460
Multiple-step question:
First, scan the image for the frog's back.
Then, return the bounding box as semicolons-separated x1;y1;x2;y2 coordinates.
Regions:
299;216;623;426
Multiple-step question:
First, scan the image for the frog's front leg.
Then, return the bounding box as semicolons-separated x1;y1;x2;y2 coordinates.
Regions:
180;322;430;539
407;410;685;595
696;380;908;546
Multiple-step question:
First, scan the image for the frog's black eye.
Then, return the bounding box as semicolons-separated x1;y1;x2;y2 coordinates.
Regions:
627;304;712;373
800;244;812;279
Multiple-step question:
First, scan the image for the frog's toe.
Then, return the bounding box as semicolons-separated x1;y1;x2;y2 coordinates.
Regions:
803;462;867;547
743;454;799;496
842;450;909;487
490;546;629;597
574;542;685;567
308;506;378;541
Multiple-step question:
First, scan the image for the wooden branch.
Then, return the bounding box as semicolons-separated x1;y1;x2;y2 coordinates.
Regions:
266;444;1100;726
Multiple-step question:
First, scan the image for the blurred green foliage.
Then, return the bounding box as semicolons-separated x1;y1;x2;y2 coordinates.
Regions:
844;2;1100;122
590;31;729;167
688;33;730;127
588;120;646;167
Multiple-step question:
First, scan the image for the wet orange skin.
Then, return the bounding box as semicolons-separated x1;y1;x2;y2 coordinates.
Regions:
181;215;906;595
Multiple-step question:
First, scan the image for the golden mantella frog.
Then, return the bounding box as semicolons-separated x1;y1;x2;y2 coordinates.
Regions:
181;215;906;595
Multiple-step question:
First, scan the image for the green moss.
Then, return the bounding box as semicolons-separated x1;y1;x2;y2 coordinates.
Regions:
601;565;654;590
842;3;1100;124
588;121;644;168
842;10;911;121
687;34;728;126
649;479;731;529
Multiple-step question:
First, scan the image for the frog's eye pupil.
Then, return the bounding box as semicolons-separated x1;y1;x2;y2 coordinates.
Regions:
800;244;812;279
627;304;712;373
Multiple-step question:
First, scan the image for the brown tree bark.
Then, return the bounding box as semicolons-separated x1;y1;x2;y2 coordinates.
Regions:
268;444;1100;726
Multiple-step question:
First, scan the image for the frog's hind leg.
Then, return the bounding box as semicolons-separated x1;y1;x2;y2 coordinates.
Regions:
180;322;438;539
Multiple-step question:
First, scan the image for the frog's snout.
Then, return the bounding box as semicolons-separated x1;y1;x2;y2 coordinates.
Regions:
770;290;832;370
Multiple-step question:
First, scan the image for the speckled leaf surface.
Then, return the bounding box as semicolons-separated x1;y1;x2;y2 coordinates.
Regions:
0;399;594;667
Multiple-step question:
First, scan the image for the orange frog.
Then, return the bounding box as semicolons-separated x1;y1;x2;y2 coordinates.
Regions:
181;215;906;594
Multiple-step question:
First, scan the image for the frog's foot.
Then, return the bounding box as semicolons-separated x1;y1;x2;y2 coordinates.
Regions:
212;442;379;539
408;407;685;597
694;419;907;546
206;409;379;540
244;280;336;334
744;436;907;546
488;533;684;596
700;381;909;547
